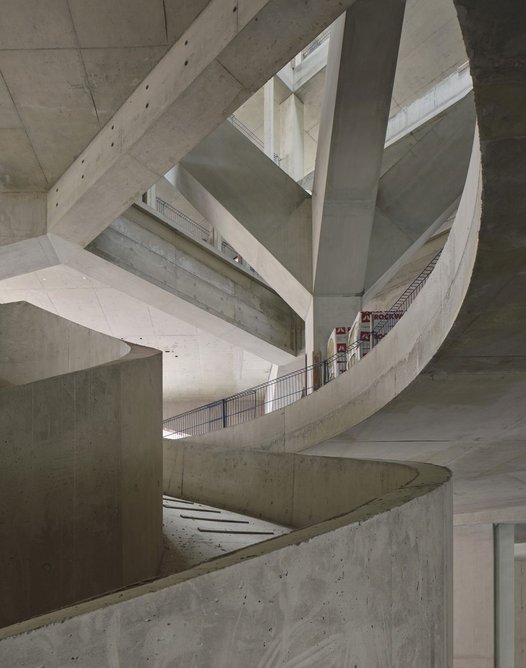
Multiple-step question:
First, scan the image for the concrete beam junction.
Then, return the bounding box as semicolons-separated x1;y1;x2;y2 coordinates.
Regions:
309;0;406;352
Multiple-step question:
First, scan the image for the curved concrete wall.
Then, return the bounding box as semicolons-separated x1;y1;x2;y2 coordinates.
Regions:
0;301;129;386
0;454;451;667
164;443;417;527
0;303;162;628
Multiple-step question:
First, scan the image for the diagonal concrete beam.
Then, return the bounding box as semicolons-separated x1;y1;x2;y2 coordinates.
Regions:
312;0;406;297
176;121;312;318
46;0;356;249
308;0;406;353
51;205;302;364
364;92;476;290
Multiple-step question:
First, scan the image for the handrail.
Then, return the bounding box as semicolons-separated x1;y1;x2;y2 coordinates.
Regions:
151;196;261;276
163;248;443;439
155;197;210;242
228;115;281;165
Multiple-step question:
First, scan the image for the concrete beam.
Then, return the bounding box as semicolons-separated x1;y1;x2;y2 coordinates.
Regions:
312;1;405;294
309;0;405;351
46;0;356;248
54;204;302;364
177;121;312;318
385;62;472;147
364;93;475;290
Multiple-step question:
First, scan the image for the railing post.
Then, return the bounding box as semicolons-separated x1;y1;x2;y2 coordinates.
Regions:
222;399;227;428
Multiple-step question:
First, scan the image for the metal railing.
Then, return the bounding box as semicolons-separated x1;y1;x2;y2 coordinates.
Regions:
155;198;210;243
300;25;331;60
372;250;442;340
163;249;443;440
152;196;261;276
228;115;281;165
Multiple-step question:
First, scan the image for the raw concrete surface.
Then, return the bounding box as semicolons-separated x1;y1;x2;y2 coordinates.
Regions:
0;457;451;668
164;445;417;529
46;0;358;248
0;302;163;628
175;135;482;462
516;560;526;667
160;494;289;577
0;300;128;385
453;524;494;667
178;120;313;313
0;264;275;417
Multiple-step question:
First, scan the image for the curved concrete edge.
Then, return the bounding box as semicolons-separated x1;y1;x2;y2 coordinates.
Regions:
0;301;131;386
164;442;426;527
0;456;451;666
175;132;481;455
0;305;163;628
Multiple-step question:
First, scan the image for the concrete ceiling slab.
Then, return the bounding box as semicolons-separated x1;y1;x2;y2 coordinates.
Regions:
67;0;168;49
0;0;217;195
81;47;168;126
0;49;100;183
0;0;77;50
0;129;48;192
163;0;212;44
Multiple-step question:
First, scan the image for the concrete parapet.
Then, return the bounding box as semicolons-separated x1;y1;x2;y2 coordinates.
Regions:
0;452;451;667
0;302;163;627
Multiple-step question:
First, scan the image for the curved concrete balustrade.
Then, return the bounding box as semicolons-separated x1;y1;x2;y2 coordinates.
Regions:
167;132;481;455
0;453;451;667
0;302;162;628
0;301;129;386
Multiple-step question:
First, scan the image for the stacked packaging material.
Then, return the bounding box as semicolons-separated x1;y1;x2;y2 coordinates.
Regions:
326;326;351;380
347;311;404;368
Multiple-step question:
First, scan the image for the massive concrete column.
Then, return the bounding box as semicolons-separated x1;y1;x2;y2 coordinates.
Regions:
308;0;405;356
453;524;494;668
495;524;515;668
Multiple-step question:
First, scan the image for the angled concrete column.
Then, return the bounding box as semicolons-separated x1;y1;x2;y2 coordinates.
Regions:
177;121;312;319
495;524;515;668
309;0;405;354
280;93;304;181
